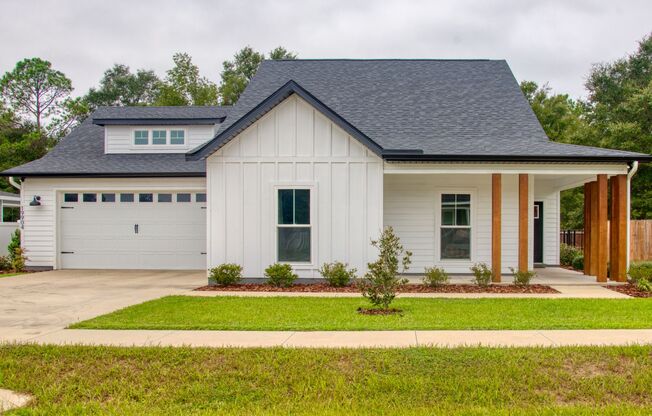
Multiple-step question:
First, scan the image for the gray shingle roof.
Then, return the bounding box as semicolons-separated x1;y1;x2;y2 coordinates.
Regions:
191;59;649;161
1;118;206;177
93;105;229;125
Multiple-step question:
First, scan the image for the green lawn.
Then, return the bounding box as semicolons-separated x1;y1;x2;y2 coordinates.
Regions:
0;272;25;278
1;344;651;414
71;296;652;331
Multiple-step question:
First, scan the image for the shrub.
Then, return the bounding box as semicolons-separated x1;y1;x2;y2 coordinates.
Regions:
7;229;20;264
510;267;536;286
571;255;584;271
423;266;449;287
10;247;26;272
628;261;652;283
636;278;652;293
0;255;10;271
319;261;357;287
265;263;297;287
470;263;492;287
208;263;243;286
359;226;412;310
560;243;582;267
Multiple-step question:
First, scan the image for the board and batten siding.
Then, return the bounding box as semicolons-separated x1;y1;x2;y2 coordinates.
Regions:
384;173;535;274
19;177;206;269
206;94;383;278
105;125;216;153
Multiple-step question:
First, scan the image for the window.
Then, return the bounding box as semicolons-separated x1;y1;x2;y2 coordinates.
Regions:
170;130;185;145
120;193;134;202
64;193;78;203
134;130;149;145
101;193;115;202
196;193;206;203
158;193;172;203
277;189;311;262
152;130;167;145
139;193;153;203
177;193;191;203
440;193;471;260
2;206;20;222
82;193;97;203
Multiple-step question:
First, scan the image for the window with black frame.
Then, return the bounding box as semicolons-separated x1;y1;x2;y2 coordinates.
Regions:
277;189;311;262
440;193;471;260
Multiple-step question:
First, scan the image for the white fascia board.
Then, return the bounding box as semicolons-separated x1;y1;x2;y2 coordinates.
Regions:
383;162;629;176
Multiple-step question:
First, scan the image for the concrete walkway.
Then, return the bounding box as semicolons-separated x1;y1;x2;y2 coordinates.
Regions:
3;328;652;348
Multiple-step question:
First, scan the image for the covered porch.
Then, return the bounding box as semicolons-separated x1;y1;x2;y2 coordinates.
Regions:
383;162;633;283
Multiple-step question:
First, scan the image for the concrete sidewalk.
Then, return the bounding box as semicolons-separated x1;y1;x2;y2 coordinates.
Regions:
3;328;652;348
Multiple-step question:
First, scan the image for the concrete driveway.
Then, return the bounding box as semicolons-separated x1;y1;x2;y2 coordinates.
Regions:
0;270;205;337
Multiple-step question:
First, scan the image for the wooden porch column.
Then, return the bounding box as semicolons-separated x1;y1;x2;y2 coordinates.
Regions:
518;174;529;272
492;174;501;282
589;181;599;276
583;183;591;275
596;174;608;282
610;174;628;282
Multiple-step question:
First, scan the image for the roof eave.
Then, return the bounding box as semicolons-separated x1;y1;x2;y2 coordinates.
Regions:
0;171;206;178
382;153;652;163
93;117;225;126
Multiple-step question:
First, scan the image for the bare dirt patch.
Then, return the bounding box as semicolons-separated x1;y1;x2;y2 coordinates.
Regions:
195;283;559;294
356;307;403;316
605;284;652;298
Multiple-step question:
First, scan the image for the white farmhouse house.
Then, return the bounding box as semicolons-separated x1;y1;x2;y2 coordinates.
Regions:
2;59;650;282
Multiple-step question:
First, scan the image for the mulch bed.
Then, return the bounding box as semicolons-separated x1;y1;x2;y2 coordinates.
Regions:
357;307;403;315
605;284;652;298
195;283;559;294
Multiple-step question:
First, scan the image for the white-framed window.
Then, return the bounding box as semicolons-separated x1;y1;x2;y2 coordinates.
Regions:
152;130;167;145
2;204;20;222
276;188;312;263
439;193;472;260
132;128;187;147
134;130;149;145
170;130;185;145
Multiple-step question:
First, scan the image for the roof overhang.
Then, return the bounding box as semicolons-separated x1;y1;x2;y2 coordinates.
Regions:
382;152;652;163
93;118;225;126
186;80;384;161
0;172;206;178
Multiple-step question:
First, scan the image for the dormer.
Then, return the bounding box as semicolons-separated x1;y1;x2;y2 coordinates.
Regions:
92;106;229;154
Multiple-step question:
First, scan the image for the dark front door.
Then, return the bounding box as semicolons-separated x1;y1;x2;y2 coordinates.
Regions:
534;201;544;264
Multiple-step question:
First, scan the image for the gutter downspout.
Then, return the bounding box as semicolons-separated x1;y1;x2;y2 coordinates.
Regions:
626;161;639;270
8;176;21;191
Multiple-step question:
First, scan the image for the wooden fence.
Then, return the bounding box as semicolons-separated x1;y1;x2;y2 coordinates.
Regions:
561;220;652;261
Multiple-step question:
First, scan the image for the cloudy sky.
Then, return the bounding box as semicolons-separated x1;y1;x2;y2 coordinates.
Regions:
1;0;650;99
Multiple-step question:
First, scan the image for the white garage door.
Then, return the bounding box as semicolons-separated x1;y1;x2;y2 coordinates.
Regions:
59;191;206;270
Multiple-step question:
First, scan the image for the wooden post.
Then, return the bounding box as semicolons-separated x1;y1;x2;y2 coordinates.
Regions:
492;174;501;282
596;174;608;282
589;181;599;276
583;183;591;275
610;174;628;282
518;174;529;272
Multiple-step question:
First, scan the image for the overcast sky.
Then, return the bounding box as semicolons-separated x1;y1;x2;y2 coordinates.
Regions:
1;0;650;99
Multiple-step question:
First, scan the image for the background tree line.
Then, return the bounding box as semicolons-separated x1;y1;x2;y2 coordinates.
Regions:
1;37;651;228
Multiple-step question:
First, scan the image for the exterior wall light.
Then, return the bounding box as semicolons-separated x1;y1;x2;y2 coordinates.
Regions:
29;196;41;206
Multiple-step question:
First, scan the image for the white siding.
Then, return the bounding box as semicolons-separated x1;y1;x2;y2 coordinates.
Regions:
535;180;561;265
105;125;215;153
20;177;206;269
384;173;533;274
207;94;383;278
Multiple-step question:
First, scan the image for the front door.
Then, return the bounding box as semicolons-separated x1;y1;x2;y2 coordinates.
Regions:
534;201;544;264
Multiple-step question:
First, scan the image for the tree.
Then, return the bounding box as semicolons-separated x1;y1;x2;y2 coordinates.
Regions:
85;64;160;110
218;46;297;105
155;53;218;106
0;58;72;134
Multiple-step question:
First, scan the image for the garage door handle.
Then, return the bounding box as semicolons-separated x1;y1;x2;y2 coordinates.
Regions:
134;224;139;234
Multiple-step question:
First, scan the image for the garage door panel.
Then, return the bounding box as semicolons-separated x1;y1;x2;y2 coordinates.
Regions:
59;191;206;270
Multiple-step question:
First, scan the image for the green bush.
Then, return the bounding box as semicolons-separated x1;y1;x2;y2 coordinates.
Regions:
636;278;652;293
359;226;411;310
0;255;10;271
628;261;652;283
10;247;26;272
571;255;584;271
510;267;536;286
560;243;582;266
208;263;243;286
423;266;449;287
265;263;297;287
7;229;20;264
319;262;357;287
470;263;492;287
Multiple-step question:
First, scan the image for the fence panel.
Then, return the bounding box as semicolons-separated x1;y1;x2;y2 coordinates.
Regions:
561;220;652;262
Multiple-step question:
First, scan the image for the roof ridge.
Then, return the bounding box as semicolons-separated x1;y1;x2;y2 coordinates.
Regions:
264;58;496;62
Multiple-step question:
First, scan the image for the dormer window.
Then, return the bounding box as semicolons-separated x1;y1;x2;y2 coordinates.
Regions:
132;128;187;147
134;130;149;145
